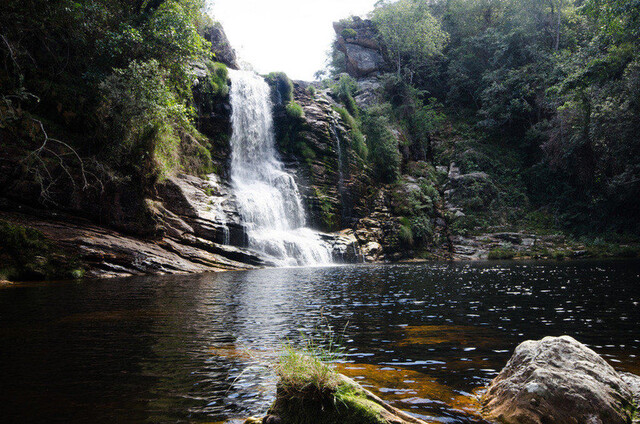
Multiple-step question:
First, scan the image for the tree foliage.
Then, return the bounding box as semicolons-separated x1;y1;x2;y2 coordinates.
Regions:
371;0;448;79
326;0;640;233
0;0;217;188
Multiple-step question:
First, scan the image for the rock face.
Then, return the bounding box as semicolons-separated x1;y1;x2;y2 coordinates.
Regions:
483;335;639;424
354;190;402;262
353;77;383;109
0;170;271;278
333;17;386;78
274;82;371;232
203;22;239;69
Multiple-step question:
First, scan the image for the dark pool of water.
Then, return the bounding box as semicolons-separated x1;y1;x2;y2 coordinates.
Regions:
1;260;639;423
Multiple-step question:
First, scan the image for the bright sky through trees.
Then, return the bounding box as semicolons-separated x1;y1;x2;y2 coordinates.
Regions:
209;0;378;80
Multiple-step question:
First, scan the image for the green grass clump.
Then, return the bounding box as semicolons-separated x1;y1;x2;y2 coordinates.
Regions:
271;349;387;424
341;28;358;39
551;250;569;260
611;246;639;258
266;72;294;104
204;61;229;98
398;217;414;246
335;106;368;159
286;101;305;119
275;349;340;401
488;247;516;260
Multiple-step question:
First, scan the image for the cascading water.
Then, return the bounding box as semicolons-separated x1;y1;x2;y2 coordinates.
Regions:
228;70;332;266
329;117;350;223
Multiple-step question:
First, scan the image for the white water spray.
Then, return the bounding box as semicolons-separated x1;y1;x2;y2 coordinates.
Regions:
228;70;332;266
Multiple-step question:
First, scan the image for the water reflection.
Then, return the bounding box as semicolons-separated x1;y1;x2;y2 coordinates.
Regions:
0;260;638;423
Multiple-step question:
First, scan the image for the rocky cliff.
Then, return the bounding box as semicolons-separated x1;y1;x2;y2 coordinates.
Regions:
333;17;386;78
273;82;367;231
204;22;239;70
270;78;457;262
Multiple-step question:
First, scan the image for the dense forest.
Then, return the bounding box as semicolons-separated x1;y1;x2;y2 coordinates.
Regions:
0;0;227;202
322;0;640;237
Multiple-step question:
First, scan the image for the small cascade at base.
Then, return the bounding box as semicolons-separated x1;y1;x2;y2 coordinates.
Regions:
228;70;332;266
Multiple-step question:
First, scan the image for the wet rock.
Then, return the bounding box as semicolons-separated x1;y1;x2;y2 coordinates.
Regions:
275;83;370;232
483;335;638;424
454;245;476;256
321;229;362;263
0;209;254;279
621;372;640;410
492;232;522;244
158;174;246;246
362;241;382;261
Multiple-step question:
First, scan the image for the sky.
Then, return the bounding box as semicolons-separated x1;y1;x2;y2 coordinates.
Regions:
208;0;378;80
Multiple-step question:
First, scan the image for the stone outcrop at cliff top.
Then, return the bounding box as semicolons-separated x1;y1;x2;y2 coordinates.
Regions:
204;22;239;69
334;17;386;78
483;335;640;424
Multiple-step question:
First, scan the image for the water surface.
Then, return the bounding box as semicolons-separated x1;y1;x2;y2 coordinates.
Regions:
1;260;639;423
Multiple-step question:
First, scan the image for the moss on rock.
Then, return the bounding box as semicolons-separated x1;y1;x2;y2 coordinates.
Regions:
0;220;83;281
268;350;426;424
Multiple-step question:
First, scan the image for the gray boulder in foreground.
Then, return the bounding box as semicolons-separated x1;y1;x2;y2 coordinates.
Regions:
482;335;639;424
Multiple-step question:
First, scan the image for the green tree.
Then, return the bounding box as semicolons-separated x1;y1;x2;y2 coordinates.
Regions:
363;110;400;183
371;0;449;80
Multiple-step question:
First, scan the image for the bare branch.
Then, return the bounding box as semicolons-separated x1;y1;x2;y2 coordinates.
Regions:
0;33;20;72
17;117;91;203
32;118;89;189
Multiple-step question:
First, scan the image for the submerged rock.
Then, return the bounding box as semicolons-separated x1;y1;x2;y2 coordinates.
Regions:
482;335;639;424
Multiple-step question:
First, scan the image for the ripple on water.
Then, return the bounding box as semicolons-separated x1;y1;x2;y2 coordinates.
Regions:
0;260;638;423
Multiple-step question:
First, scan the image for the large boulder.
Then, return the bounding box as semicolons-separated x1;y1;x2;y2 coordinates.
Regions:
482;335;639;424
204;22;239;69
333;17;386;78
343;43;386;78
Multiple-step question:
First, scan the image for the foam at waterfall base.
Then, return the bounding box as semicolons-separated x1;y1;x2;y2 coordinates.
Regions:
247;227;333;267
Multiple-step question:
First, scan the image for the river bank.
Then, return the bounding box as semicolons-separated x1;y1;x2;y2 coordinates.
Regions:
2;200;639;282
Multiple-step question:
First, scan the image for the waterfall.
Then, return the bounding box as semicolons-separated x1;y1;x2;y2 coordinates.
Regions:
329;117;348;223
228;70;332;266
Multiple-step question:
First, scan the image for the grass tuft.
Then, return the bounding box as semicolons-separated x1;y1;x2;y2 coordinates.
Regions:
271;349;387;424
275;348;341;402
487;247;516;260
